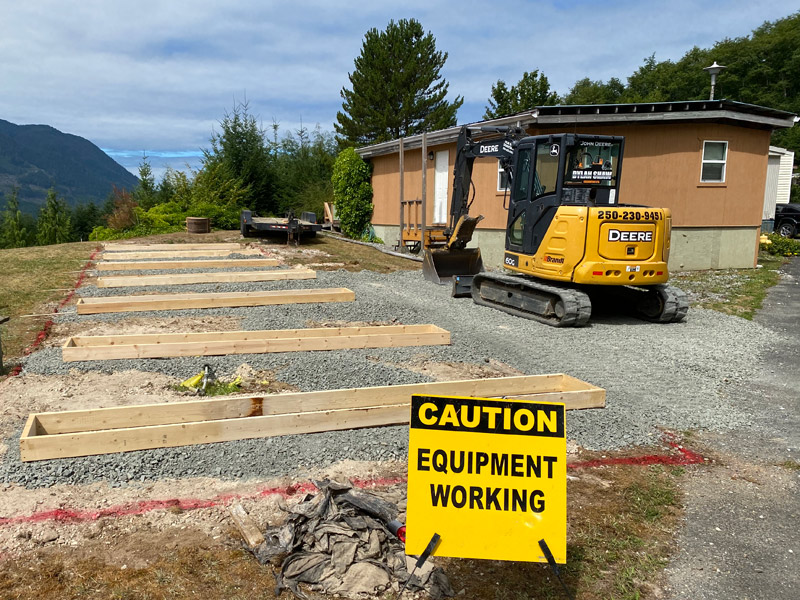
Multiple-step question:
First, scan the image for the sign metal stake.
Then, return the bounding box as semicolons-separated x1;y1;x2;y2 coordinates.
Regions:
538;538;575;600
399;532;440;596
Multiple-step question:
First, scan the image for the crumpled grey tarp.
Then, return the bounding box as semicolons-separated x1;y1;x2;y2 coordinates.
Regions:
250;479;454;599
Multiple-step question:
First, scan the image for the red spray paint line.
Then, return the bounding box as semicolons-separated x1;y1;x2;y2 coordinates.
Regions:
8;247;100;377
0;442;700;529
0;476;407;527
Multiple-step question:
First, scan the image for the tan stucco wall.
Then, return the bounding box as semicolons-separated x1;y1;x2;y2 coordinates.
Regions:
372;225;760;272
367;122;772;271
668;227;760;270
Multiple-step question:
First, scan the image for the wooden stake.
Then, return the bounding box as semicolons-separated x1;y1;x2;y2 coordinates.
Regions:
228;503;265;548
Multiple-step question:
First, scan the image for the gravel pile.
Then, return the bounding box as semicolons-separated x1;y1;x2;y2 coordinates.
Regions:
5;268;778;488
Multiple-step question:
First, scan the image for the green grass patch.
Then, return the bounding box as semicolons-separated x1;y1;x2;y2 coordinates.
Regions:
778;460;800;471
671;251;786;319
0;242;96;368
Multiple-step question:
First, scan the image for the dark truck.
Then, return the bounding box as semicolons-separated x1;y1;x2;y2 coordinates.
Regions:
240;210;322;240
775;204;800;238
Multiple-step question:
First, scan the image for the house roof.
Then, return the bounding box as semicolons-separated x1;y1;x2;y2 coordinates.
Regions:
357;99;798;159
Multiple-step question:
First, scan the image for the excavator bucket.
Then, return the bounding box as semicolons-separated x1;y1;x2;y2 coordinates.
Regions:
422;247;484;285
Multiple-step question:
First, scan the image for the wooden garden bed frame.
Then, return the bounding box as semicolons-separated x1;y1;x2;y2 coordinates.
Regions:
100;249;262;260
103;243;245;252
96;268;316;288
76;288;355;314
96;258;278;271
20;374;605;461
62;324;450;362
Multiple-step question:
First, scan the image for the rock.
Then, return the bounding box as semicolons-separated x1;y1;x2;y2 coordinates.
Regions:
35;528;59;544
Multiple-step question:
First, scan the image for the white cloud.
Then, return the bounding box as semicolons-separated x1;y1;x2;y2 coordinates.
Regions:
0;0;793;170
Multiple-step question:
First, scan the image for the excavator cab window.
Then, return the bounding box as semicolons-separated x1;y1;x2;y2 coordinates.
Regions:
533;142;560;199
512;148;532;202
564;140;621;188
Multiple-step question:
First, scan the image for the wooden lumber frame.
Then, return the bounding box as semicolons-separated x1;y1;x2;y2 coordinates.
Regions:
76;288;355;314
61;324;450;361
96;258;278;271
103;243;244;252
19;374;605;461
96;268;316;288
100;249;262;260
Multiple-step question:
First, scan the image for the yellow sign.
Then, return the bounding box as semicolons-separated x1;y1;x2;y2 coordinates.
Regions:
405;394;567;563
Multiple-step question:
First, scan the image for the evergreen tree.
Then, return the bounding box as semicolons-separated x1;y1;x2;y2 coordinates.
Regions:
36;188;73;245
484;70;559;119
71;202;103;241
133;154;159;210
205;101;275;214
0;188;30;248
335;18;463;146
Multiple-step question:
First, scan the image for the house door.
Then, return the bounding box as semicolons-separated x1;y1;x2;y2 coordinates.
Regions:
433;150;449;225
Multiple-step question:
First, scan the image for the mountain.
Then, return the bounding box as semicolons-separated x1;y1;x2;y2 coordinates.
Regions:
0;119;139;214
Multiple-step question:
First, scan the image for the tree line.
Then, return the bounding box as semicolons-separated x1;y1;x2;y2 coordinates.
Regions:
0;104;338;247
2;10;797;249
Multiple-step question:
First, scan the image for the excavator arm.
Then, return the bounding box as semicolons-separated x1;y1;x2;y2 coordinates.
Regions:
422;125;522;284
445;125;520;249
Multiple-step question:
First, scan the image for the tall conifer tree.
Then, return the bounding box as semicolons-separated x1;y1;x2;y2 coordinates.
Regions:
336;19;463;146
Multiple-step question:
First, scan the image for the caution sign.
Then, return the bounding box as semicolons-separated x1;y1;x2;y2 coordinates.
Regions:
405;394;566;563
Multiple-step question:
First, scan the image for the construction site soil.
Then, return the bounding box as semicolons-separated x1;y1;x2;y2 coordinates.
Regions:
0;238;796;599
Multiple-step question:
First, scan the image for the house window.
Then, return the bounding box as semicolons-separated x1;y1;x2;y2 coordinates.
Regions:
701;141;728;182
498;160;509;191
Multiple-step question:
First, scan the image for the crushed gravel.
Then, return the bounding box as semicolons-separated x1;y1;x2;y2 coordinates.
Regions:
5;268;777;488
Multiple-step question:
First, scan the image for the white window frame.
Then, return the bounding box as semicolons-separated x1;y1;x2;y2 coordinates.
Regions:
701;140;728;183
497;159;509;191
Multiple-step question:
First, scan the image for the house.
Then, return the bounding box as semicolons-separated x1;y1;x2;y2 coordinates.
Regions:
762;146;796;232
357;100;797;270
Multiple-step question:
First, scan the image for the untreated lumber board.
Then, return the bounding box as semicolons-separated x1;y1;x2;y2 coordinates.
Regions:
20;374;604;460
96;258;278;271
103;243;244;252
100;249;262;260
76;288;355;314
228;503;265;548
61;324;450;362
96;268;316;288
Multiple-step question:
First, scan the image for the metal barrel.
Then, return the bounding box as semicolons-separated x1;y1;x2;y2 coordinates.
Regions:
422;247;484;285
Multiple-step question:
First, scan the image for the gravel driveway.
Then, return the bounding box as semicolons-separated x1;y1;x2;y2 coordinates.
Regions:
3;266;778;488
665;257;799;600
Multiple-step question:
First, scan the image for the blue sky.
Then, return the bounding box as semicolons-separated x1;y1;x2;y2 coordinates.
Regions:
0;1;794;179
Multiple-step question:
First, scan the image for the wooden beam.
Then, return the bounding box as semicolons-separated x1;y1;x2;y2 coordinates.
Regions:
76;288;355;314
96;258;278;271
101;249;262;260
103;243;244;251
20;374;605;460
61;324;450;361
96;268;316;288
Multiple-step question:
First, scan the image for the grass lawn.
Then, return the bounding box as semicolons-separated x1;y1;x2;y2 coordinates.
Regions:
671;252;786;319
0;242;97;367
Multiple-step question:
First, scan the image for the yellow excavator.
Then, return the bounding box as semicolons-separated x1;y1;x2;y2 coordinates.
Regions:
422;125;688;326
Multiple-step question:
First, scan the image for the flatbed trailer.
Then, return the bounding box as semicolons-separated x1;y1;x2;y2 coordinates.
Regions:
240;210;321;239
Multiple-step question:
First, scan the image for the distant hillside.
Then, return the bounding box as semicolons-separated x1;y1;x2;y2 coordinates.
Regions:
0;119;139;215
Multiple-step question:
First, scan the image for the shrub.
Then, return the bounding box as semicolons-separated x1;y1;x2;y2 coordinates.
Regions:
761;233;800;257
332;148;373;239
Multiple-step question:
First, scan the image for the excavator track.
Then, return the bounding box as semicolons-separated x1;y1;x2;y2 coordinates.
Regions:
630;284;689;323
471;272;592;327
